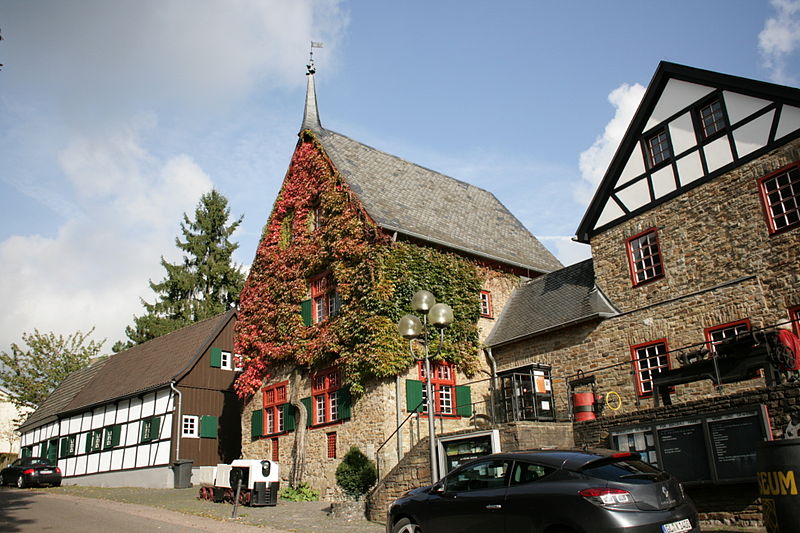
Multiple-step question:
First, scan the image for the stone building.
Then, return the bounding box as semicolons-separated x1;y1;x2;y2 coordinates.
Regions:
484;62;800;525
235;61;561;498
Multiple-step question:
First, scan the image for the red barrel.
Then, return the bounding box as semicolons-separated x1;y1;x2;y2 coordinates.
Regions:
572;392;596;421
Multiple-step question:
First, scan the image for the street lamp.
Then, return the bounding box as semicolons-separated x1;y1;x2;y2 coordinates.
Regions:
397;290;454;483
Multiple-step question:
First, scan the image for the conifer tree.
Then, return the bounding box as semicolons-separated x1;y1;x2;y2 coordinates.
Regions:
114;190;245;350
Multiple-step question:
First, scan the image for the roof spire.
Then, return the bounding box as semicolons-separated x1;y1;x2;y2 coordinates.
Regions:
301;41;324;132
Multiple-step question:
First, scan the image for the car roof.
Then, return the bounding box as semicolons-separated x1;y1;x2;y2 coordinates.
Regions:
479;449;634;470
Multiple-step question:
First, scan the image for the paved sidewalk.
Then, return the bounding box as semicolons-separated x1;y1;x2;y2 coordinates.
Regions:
50;486;384;533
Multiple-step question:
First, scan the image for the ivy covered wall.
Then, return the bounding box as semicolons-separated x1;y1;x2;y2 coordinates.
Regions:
235;133;484;398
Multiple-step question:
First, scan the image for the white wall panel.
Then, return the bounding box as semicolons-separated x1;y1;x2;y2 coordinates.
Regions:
136;444;152;468
676;151;704;186
99;450;112;472
130;397;143;420
75;454;87;476
81;413;92;432
68;416;82;434
733;110;774;157
596;199;625;227
776;105;800;140
87;452;100;474
117;400;130;423
141;393;156;418
126;421;140;446
104;406;117;426
123;448;136;470
91;408;104;430
155;389;171;414
669;112;696;155
111;449;124;470
651;166;677;199
618;149;646;186
703;136;733;172
724;91;770;125
160;414;173;440
646;80;714;130
154;442;170;465
616;179;651;211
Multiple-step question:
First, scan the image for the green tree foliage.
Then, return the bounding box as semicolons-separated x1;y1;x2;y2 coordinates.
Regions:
0;329;105;411
335;446;377;500
115;190;245;351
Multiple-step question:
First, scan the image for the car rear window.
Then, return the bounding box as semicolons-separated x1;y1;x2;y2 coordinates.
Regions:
582;458;668;484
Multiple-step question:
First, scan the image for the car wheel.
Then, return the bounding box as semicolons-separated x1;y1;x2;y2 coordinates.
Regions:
392;517;422;533
16;475;26;489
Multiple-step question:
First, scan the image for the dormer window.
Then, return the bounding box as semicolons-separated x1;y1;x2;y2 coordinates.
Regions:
697;99;726;138
646;129;672;167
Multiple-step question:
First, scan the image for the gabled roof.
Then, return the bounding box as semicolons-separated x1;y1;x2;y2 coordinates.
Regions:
576;62;800;243
18;311;235;432
299;72;562;275
484;259;618;348
17;358;108;432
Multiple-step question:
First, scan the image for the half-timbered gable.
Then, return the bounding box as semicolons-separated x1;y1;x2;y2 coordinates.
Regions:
17;310;240;488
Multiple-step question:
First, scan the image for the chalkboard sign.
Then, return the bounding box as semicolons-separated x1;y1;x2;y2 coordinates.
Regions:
707;412;762;480
656;420;711;482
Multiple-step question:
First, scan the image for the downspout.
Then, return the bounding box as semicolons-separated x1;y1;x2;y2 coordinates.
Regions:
170;380;182;461
484;347;497;424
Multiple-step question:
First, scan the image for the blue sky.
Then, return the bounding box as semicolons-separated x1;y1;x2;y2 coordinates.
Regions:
0;0;798;352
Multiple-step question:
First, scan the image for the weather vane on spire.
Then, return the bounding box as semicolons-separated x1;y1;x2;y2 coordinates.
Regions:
307;41;323;75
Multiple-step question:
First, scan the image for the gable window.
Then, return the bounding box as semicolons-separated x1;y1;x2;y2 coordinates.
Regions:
210;347;235;370
182;415;199;438
480;291;493;318
626;228;664;286
631;340;670;397
705;320;751;354
263;382;288;435
646;129;672;167
759;163;800;234
311;273;341;324
697;99;726;138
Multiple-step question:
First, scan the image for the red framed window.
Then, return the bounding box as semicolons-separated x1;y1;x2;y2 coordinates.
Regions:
263;382;288;435
311;273;341;324
327;432;337;459
419;361;456;416
697;99;726;138
759;163;800;234
704;320;751;354
480;291;493;318
271;437;279;462
646;129;672;167
626;228;664;286
790;307;800;336
631;340;670;397
312;368;341;425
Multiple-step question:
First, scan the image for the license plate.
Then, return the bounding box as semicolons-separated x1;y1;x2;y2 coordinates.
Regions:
662;518;692;533
39;469;53;474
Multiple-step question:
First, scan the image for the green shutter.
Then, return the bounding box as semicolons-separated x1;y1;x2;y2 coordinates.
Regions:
140;420;150;442
456;385;472;417
406;380;424;412
59;437;69;458
47;439;57;462
300;299;313;326
300;397;313;427
337;388;352;420
85;432;93;452
251;409;263;439
210;347;222;368
22;446;32;458
200;415;219;438
111;424;122;446
151;417;161;439
283;403;296;431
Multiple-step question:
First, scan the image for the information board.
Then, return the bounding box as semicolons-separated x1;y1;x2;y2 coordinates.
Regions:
707;412;762;480
656;420;711;482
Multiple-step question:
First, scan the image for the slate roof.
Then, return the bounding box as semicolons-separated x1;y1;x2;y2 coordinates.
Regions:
18;311;234;431
17;358;108;432
300;73;563;275
484;259;618;348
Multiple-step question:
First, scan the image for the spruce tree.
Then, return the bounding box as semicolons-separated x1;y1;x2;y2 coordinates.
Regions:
114;190;245;350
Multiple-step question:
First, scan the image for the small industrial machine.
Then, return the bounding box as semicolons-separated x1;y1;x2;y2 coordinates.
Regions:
198;459;280;506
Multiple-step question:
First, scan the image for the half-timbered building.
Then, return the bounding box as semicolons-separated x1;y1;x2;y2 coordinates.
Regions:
17;310;241;488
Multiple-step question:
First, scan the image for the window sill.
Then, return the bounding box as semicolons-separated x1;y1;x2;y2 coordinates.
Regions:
308;419;346;430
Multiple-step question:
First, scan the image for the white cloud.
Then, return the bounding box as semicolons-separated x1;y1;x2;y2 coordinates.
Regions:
576;83;646;205
0;120;212;352
538;236;592;267
759;0;800;84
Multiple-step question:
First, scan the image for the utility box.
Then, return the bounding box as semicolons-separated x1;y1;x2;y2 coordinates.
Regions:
172;459;193;489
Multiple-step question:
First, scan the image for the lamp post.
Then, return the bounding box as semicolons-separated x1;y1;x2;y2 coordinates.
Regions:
397;290;454;484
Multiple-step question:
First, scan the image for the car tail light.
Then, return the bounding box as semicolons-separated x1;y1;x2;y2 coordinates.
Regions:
22;469;35;475
55;467;62;474
579;487;635;508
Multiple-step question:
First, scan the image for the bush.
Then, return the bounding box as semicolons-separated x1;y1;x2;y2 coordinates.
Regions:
279;482;320;501
335;446;377;500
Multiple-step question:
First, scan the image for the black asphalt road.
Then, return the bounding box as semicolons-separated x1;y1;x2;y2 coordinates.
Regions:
0;488;281;533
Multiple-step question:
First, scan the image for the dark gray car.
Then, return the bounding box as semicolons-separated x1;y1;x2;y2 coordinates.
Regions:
386;449;699;533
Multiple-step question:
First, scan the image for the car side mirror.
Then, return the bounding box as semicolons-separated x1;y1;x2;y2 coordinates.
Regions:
430;483;445;494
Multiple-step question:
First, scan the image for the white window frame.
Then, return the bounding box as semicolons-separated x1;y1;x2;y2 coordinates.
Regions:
220;350;232;370
182;415;199;438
